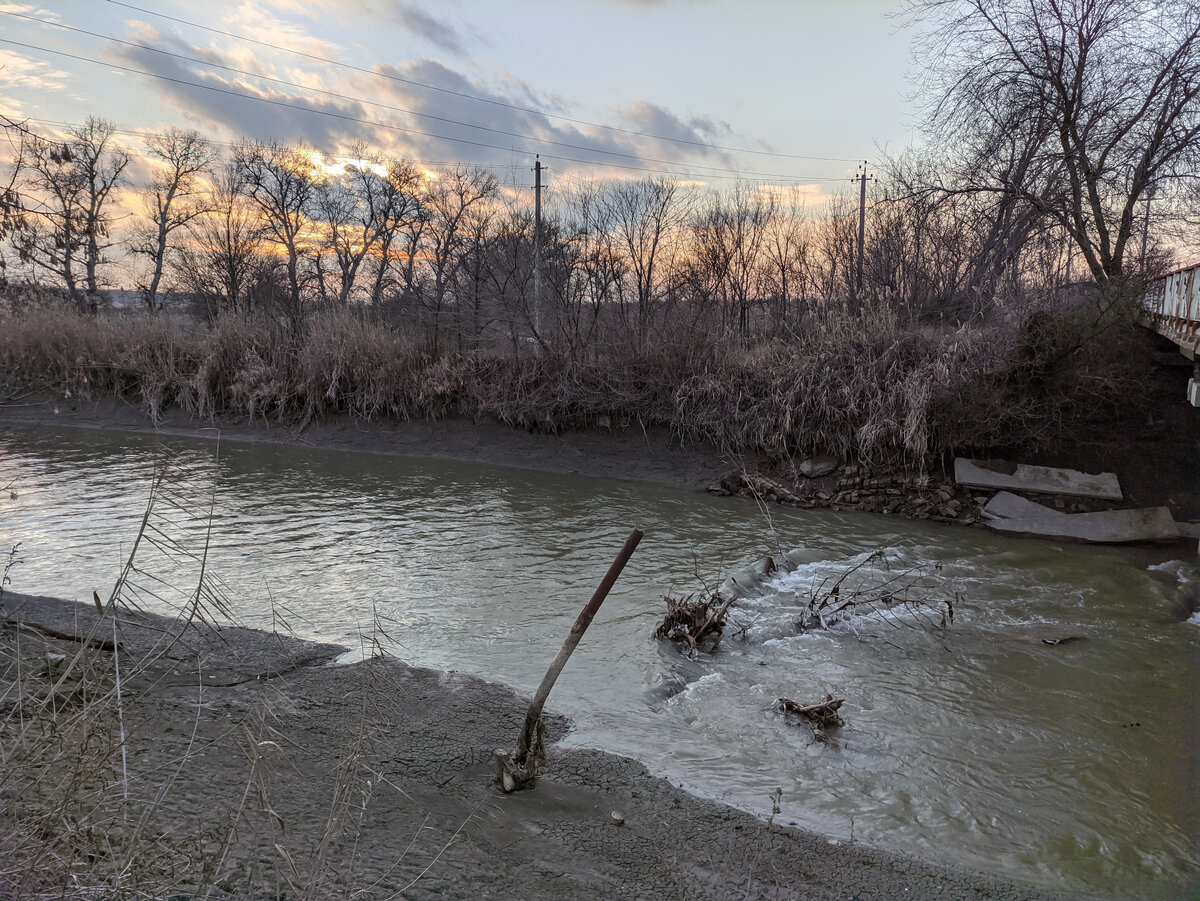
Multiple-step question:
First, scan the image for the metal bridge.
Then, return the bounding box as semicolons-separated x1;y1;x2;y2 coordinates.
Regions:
1143;262;1200;406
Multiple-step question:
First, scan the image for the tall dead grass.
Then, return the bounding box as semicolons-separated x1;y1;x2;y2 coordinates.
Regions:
1;294;1099;464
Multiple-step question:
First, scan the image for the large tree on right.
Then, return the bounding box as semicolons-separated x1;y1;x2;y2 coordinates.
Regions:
910;0;1200;294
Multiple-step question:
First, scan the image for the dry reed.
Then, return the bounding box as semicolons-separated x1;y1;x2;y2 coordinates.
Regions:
0;291;1141;465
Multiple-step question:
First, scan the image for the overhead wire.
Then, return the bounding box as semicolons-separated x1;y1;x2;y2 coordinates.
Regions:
0;37;844;184
104;0;861;164
0;11;843;180
18;116;531;176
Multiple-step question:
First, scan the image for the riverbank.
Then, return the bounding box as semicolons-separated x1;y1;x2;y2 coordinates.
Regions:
1;591;1065;900
4;386;1198;555
2;297;1197;545
0;392;743;491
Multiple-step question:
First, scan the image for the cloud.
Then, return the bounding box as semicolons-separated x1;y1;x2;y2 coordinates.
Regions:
101;19;738;180
372;59;733;175
227;3;346;60
751;182;835;211
103;27;377;149
0;46;73;123
0;2;59;17
259;0;472;56
0;47;71;91
396;4;467;56
617;100;731;154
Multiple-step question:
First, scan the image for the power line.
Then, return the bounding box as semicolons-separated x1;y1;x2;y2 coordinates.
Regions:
19;116;528;173
0;38;846;184
1;11;842;180
104;0;861;164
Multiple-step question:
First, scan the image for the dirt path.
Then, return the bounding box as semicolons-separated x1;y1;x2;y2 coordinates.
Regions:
1;593;1066;900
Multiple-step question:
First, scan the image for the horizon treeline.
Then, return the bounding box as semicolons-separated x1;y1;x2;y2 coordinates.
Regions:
5;0;1198;464
0;114;1158;465
4;0;1198;364
1;114;1169;357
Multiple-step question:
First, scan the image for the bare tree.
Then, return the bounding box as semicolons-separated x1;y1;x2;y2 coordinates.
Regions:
558;181;625;359
761;187;812;329
690;184;774;338
0;115;42;289
12;117;129;309
452;191;504;349
134;127;215;313
605;177;683;347
908;0;1200;295
180;164;266;319
362;158;425;308
312;171;364;305
234;140;319;328
812;195;857;309
420;166;498;352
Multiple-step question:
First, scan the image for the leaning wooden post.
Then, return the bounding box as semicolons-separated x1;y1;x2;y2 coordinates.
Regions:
495;528;643;792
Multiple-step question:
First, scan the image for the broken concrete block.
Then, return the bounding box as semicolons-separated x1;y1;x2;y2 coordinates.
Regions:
1175;521;1200;539
981;491;1064;522
954;458;1122;502
799;454;839;478
984;502;1180;544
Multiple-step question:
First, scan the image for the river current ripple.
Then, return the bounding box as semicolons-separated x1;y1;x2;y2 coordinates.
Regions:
1;425;1197;898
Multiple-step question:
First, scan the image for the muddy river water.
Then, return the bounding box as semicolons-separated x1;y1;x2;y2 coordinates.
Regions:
1;424;1197;898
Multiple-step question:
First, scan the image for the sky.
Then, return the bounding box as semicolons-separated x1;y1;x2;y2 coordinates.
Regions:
0;0;926;202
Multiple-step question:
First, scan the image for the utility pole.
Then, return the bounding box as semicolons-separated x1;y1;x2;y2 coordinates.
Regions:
853;162;874;297
1140;182;1156;274
533;155;543;337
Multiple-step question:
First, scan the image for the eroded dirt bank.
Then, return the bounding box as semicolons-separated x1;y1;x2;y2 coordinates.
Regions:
3;389;1197;544
0;394;743;491
1;593;1065;900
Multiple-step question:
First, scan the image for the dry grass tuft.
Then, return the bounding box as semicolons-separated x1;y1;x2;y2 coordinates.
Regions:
0;450;431;899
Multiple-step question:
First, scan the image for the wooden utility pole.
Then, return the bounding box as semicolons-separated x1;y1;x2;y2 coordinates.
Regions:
854;162;873;297
533;156;543;336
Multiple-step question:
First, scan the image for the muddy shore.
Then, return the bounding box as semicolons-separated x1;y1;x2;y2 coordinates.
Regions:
0;394;743;491
1;592;1066;900
4;392;1197;544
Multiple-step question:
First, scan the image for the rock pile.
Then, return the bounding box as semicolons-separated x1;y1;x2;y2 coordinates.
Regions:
712;464;987;524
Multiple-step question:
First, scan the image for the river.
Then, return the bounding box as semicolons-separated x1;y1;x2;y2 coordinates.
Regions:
1;423;1197;898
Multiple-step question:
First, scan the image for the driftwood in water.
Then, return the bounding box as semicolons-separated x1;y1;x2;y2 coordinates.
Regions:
719;472;807;506
653;591;736;652
495;529;643;793
778;694;845;728
796;550;955;633
654;556;780;652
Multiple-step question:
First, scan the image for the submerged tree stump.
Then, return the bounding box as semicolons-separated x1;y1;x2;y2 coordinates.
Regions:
778;695;845;729
654;591;735;653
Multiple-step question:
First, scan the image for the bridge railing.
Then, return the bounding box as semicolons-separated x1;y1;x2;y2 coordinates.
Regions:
1144;263;1200;353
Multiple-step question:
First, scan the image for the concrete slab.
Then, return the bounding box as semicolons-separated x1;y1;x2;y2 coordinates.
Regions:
954;458;1123;501
981;491;1064;522
798;454;839;478
984;504;1181;544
